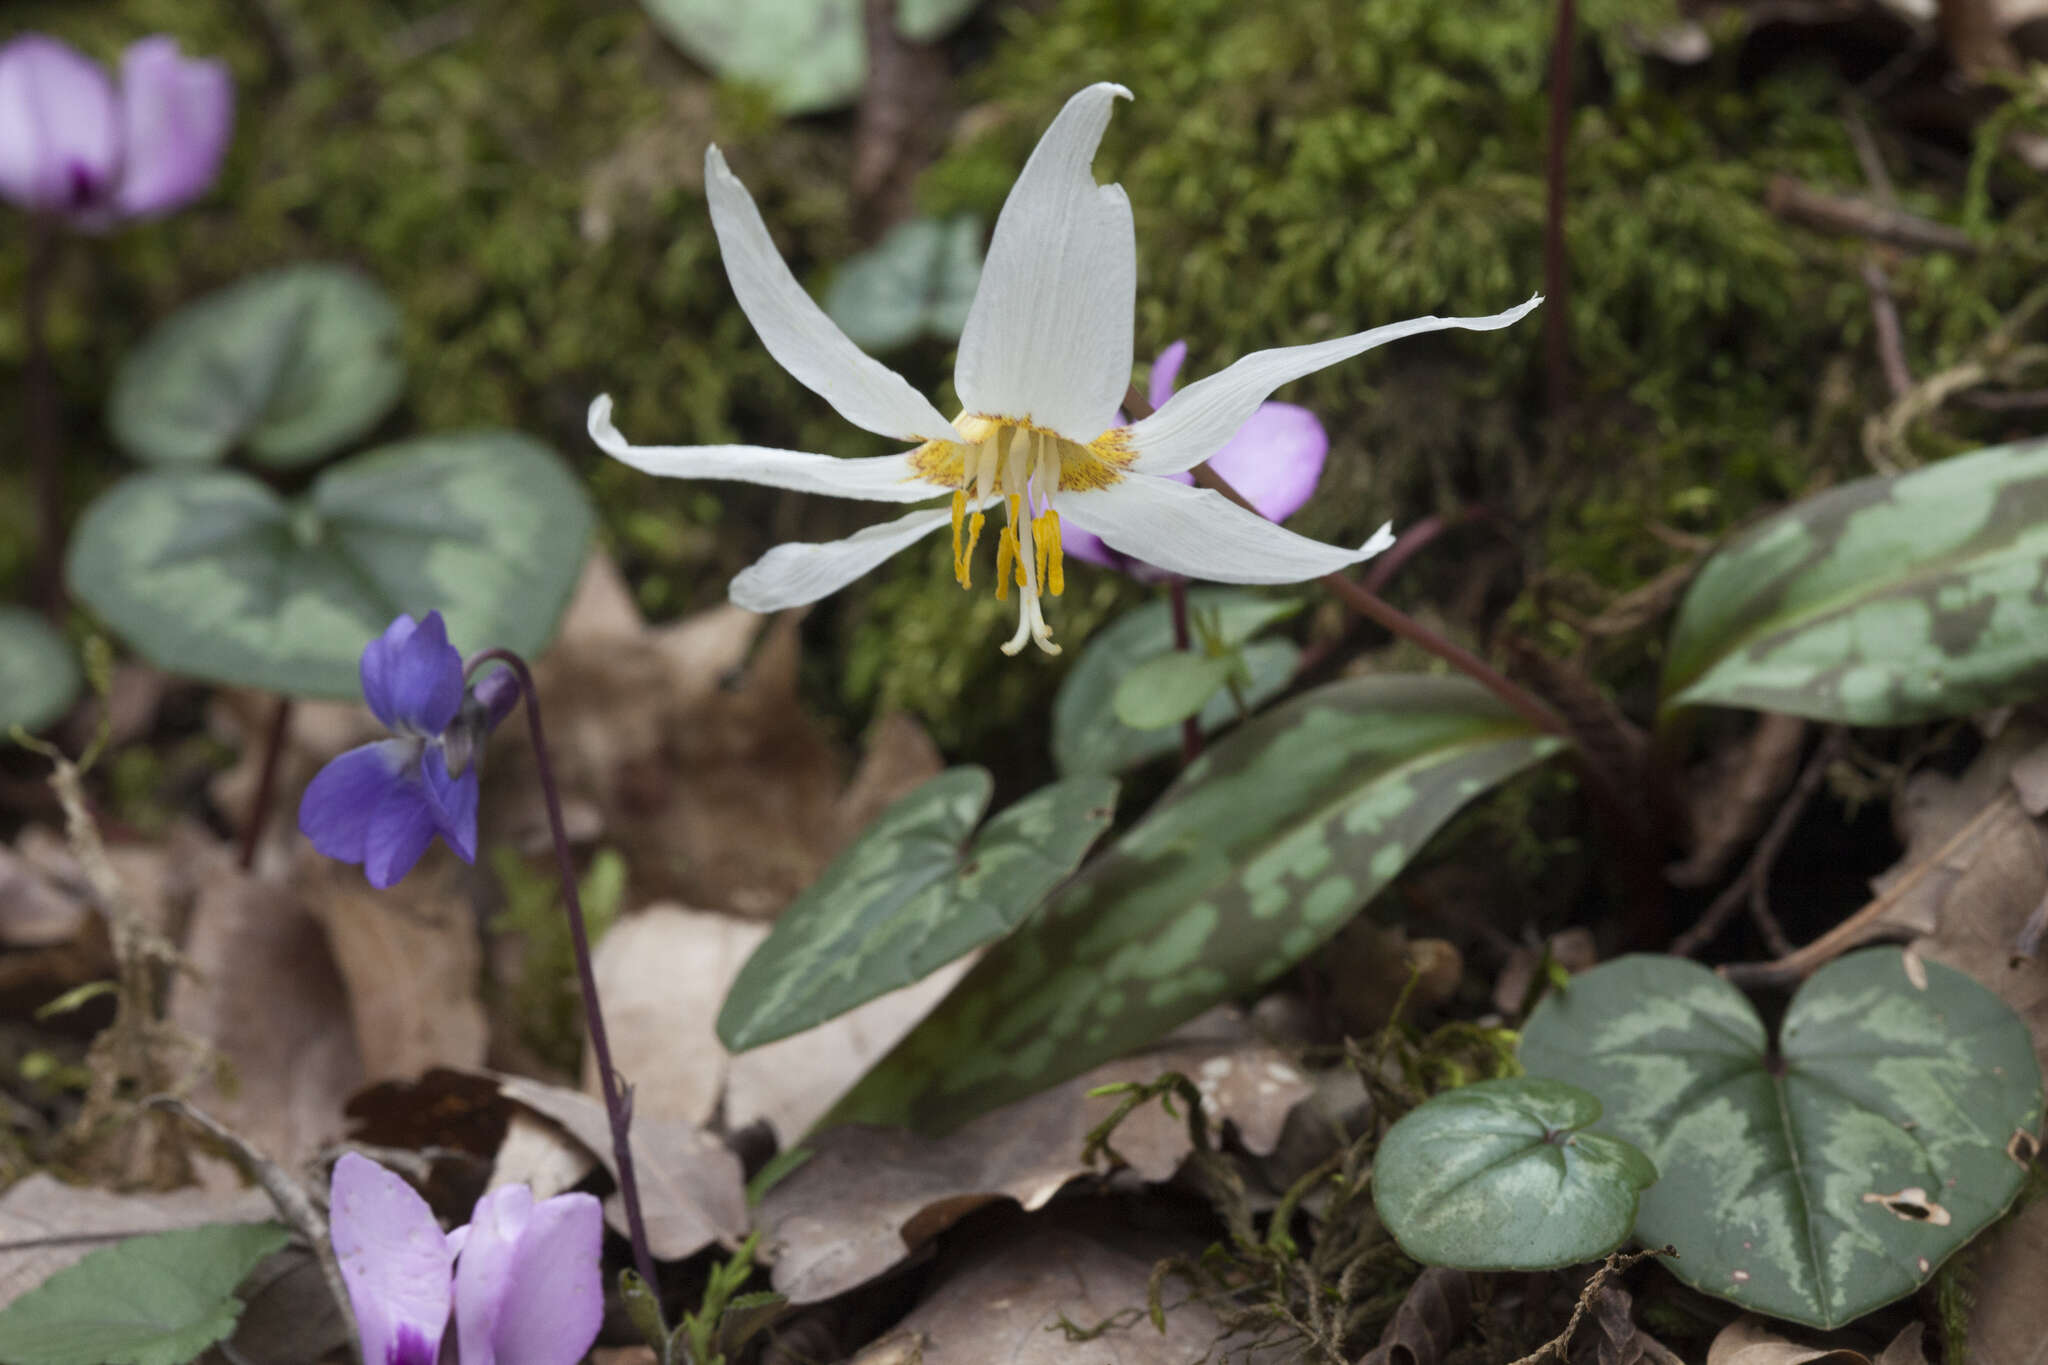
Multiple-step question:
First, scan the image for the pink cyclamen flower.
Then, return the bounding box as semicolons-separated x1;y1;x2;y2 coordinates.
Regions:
1065;339;1334;578
330;1153;605;1365
0;33;231;228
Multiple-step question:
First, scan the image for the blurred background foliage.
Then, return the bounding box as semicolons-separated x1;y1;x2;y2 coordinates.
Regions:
4;0;2042;756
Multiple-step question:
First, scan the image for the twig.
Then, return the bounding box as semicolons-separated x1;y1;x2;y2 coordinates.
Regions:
1861;258;1914;403
463;649;659;1293
1543;0;1577;420
236;697;294;871
1766;175;1977;254
1167;577;1202;764
1504;1246;1676;1365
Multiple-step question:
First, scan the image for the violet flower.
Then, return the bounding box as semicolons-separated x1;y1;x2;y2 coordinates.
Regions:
1065;340;1333;579
298;612;515;888
330;1152;604;1365
0;33;231;228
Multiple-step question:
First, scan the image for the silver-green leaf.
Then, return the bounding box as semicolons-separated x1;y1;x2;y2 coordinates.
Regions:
828;674;1565;1133
823;215;984;353
1111;650;1237;730
65;432;591;697
0;1221;289;1365
1663;437;2048;724
0;609;78;735
718;767;1118;1052
1372;1077;1657;1271
109;264;405;470
1520;948;2044;1328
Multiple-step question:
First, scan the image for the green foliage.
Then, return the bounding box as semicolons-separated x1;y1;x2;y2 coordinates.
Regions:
1371;1076;1656;1271
65;433;592;697
490;847;627;1072
0;1221;288;1365
827;674;1564;1133
719;767;1116;1050
823;215;984;353
0;610;79;736
622;1231;784;1365
108;264;404;469
1520;948;2044;1329
1053;589;1300;775
1662;436;2048;725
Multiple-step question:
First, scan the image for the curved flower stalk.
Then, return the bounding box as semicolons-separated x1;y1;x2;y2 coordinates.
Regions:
0;33;232;228
592;82;1538;655
330;1153;603;1365
1065;339;1331;577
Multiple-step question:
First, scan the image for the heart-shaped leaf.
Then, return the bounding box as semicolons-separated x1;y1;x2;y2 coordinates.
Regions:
0;1220;289;1365
719;767;1118;1051
1520;947;2044;1328
1372;1077;1657;1271
0;609;78;735
66;432;591;697
110;264;405;470
823;215;984;353
828;674;1566;1133
1053;590;1302;776
1662;437;2048;725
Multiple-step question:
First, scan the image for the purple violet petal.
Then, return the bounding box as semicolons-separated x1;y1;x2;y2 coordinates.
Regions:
1146;339;1188;413
110;36;232;221
420;749;479;865
483;1192;605;1365
363;768;439;889
0;36;118;217
359;615;418;730
451;1184;535;1365
299;741;410;866
329;1153;453;1365
468;666;520;735
385;610;465;735
1205;400;1329;524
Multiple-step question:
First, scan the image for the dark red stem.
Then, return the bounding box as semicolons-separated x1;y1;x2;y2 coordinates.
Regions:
464;648;659;1292
237;697;294;871
1167;576;1202;764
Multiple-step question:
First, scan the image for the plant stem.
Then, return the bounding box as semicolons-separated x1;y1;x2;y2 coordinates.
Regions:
1167;576;1202;764
24;220;64;617
1543;0;1577;421
464;648;659;1292
236;697;294;871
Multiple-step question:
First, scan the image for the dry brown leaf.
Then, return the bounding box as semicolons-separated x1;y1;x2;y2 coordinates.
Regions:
496;1073;747;1260
1965;1195;2048;1364
1566;1282;1686;1365
1493;928;1600;1017
1669;712;1809;887
228;1244;352;1365
0;1174;274;1310
0;842;89;947
758;1008;1315;1303
1707;1317;1927;1365
1358;1266;1473;1365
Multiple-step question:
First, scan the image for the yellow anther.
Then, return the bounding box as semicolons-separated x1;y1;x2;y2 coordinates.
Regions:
1035;509;1064;597
950;491;967;584
961;510;985;589
995;523;1018;601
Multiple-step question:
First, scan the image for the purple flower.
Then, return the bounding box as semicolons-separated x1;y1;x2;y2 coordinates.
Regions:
1066;340;1331;579
0;33;232;228
329;1153;604;1365
299;612;512;888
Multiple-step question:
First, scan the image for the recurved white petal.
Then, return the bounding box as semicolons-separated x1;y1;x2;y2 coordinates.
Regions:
589;396;943;503
1061;477;1393;584
954;83;1134;444
1127;296;1543;475
705;145;960;444
728;505;954;612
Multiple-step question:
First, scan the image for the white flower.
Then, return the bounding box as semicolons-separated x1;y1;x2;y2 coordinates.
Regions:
590;83;1539;656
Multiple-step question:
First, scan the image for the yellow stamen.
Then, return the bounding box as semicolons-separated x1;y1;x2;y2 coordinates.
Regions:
1035;509;1064;597
995;522;1018;601
950;491;967;583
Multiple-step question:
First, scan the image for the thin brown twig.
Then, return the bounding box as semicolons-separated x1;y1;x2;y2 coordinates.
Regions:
1766;175;1977;254
236;698;294;871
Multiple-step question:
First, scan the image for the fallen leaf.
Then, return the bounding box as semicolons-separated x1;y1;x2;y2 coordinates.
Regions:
1706;1317;1928;1365
1966;1195;2048;1364
758;1008;1314;1303
1492;928;1600;1017
1669;712;1810;887
1358;1266;1473;1365
1566;1282;1687;1365
226;1244;351;1365
0;843;89;947
0;1175;273;1311
496;1073;747;1260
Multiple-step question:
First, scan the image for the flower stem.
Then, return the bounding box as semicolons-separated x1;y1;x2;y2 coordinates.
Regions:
1166;577;1202;764
236;697;293;871
24;220;64;618
464;648;659;1292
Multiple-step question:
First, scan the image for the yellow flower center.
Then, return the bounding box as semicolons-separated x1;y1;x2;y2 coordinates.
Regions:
908;415;1135;655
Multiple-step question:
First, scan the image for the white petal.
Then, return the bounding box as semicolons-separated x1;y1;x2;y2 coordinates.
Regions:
1060;477;1388;584
589;396;944;503
705;145;959;444
729;505;953;611
954;83;1134;442
1127;295;1544;475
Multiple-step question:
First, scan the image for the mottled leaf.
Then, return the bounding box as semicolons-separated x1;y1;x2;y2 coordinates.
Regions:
1372;1076;1656;1271
1520;948;2044;1328
1663;438;2048;724
719;767;1117;1051
66;432;592;697
0;610;78;735
829;674;1565;1133
1053;590;1302;776
1112;650;1237;730
0;1221;289;1365
823;215;983;353
109;264;404;469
